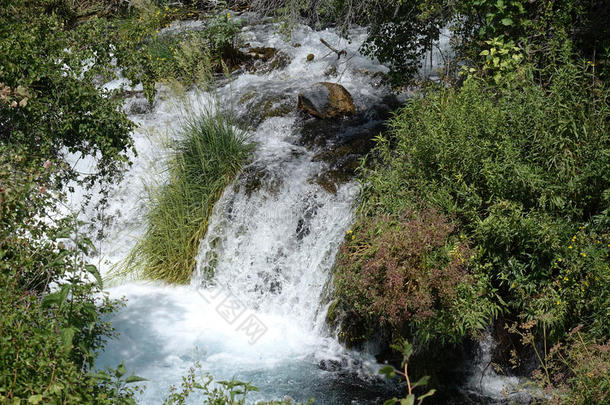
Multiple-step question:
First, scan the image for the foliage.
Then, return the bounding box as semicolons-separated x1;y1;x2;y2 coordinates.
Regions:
335;208;498;345
0;150;143;403
379;340;436;405
509;323;610;404
0;0;136;186
145;12;243;86
252;0;609;86
0;0;243;189
163;362;312;405
334;52;608;395
117;111;253;284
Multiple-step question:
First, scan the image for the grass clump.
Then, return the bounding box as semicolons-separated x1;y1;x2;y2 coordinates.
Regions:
123;112;253;284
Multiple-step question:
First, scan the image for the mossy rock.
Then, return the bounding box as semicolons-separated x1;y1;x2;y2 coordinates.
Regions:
237;163;283;197
297;82;355;119
237;91;294;128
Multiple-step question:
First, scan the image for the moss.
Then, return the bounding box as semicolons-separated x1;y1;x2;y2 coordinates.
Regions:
239;93;294;128
326;299;339;326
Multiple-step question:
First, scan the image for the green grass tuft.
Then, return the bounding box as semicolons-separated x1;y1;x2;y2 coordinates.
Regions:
118;111;253;284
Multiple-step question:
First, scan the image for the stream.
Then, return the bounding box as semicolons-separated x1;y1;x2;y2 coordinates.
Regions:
67;14;527;404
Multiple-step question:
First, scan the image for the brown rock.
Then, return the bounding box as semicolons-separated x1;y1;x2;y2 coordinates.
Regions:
247;47;277;61
297;82;355;119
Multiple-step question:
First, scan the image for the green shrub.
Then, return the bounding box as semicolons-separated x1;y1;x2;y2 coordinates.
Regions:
0;150;143;403
333;60;609;348
119;112;253;284
145;12;242;86
163;362;313;405
0;0;136;185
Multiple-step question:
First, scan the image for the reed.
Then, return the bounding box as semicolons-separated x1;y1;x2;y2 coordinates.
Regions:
118;110;253;284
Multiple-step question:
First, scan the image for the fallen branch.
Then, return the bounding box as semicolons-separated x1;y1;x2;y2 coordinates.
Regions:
320;38;347;59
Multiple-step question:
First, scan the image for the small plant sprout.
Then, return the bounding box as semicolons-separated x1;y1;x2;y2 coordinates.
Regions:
379;340;436;405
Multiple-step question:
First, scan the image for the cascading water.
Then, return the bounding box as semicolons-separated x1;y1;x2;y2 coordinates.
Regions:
84;17;401;404
66;13;523;404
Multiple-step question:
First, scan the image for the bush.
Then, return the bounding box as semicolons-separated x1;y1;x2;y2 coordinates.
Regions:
0;150;143;403
334;209;498;345
118;112;253;284
332;60;609;351
145;11;243;86
0;0;139;186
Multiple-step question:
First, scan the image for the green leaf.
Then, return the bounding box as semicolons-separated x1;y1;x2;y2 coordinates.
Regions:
383;399;398;405
401;395;415;405
115;362;126;378
89;372;111;381
412;375;430;388
419;389;436;400
479;50;490;56
27;395;43;404
41;284;71;309
501;18;513;26
60;327;77;348
125;375;148;383
379;365;396;379
85;264;103;289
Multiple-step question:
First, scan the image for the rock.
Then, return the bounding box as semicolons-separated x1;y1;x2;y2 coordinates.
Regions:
293;43;302;48
243;47;291;74
237;90;294;128
306;53;315;62
247;47;276;61
297;82;355;119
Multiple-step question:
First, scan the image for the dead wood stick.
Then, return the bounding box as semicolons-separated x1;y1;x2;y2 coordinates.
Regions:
320;38;347;59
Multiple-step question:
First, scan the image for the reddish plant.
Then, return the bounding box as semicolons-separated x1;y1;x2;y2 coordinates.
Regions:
336;208;473;327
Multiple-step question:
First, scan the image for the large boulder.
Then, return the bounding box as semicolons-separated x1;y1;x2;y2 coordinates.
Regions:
297;82;355;119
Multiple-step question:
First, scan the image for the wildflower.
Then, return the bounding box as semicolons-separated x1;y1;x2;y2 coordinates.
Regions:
351;235;355;240
568;245;573;249
227;12;231;19
346;229;352;235
584;281;589;287
556;300;560;305
580;252;586;257
557;257;562;262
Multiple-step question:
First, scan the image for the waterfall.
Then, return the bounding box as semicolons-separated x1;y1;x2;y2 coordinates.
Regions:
65;15;519;404
81;18;401;404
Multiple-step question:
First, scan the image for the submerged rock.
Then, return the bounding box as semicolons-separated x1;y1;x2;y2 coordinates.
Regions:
247;47;276;61
236;89;294;128
243;46;291;74
297;82;355;119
